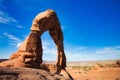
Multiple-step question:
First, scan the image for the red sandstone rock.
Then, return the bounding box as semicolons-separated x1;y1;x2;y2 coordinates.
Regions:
0;9;73;80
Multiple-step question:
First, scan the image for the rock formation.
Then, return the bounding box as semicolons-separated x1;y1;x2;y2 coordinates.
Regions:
0;66;70;80
0;9;73;80
116;60;120;67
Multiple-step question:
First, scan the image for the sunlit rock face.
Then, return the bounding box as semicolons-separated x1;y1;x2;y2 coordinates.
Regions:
0;9;73;80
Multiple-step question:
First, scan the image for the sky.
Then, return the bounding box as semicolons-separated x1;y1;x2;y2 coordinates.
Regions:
0;0;120;61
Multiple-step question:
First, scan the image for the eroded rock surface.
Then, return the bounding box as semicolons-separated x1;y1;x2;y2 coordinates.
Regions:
0;66;70;80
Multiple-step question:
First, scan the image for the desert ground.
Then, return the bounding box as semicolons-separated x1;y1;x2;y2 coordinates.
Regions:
45;60;120;80
66;60;120;80
0;59;120;80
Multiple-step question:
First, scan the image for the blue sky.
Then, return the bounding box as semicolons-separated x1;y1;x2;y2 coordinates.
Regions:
0;0;120;61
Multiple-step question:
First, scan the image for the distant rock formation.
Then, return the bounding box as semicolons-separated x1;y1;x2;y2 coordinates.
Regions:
116;60;120;67
0;9;73;80
93;64;101;70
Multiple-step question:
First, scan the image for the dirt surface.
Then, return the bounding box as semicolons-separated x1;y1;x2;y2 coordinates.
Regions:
67;67;120;80
66;60;120;80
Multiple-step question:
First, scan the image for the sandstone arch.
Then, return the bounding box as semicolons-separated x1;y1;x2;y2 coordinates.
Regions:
0;9;73;80
10;9;66;70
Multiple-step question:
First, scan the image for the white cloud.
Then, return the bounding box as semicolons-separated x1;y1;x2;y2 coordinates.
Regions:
0;10;23;28
40;37;120;61
17;25;23;28
95;46;120;54
37;38;120;61
42;40;57;61
2;32;120;61
0;11;17;23
65;46;120;61
3;32;22;47
4;33;21;42
0;0;23;28
17;42;22;48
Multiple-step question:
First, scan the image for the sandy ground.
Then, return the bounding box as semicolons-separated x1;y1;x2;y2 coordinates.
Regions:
44;60;120;80
67;67;120;80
